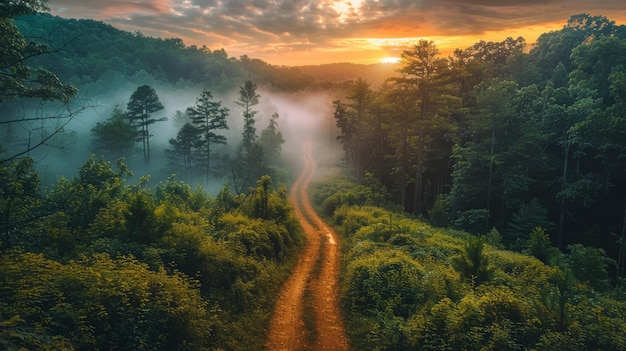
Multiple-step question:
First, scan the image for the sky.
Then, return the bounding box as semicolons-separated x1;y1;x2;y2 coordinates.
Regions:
47;0;626;66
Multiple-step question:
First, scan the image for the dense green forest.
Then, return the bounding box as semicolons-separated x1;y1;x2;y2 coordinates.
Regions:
312;175;626;350
2;2;304;350
331;14;626;276
3;0;626;349
12;13;283;92
12;13;393;93
0;156;304;350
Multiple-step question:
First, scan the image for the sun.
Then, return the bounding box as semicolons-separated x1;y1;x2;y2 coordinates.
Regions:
380;57;401;64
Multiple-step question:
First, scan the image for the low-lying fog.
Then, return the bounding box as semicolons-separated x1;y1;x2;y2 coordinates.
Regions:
6;71;344;194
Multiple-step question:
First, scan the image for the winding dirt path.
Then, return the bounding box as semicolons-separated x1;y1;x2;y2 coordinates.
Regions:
264;137;349;351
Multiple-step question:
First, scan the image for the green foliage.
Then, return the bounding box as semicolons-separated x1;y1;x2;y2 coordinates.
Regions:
0;2;76;103
345;250;425;318
0;2;79;163
45;155;131;234
91;105;137;160
485;227;503;248
525;226;557;264
1;153;303;350
126;85;166;168
427;194;450;227
124;191;160;243
0;250;214;350
566;244;612;291
507;199;554;249
312;175;392;217
453;208;490;234
258;113;284;166
314;175;626;351
186;89;229;182
452;235;494;285
0;158;40;249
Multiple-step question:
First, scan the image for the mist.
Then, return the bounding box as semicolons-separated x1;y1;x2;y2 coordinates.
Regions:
13;70;345;194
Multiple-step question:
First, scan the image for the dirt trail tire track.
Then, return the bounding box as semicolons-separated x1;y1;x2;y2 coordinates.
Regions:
265;137;349;351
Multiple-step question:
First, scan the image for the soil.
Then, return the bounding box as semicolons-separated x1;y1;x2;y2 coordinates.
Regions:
264;137;350;351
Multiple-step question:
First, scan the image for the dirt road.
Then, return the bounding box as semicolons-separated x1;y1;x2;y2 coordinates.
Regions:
264;137;349;351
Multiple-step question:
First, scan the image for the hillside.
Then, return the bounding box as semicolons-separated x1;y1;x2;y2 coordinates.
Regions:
14;14;395;92
311;175;626;350
0;157;305;350
295;62;400;88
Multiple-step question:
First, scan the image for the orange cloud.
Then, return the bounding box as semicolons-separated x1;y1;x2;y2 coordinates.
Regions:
47;0;626;66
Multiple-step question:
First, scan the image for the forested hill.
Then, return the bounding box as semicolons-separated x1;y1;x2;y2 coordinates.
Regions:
296;62;399;88
330;14;626;274
15;14;244;91
312;175;626;350
15;14;396;92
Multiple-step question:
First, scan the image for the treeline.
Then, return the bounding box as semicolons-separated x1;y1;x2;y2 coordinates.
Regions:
14;13;394;92
331;14;626;273
0;156;304;350
16;13;258;92
312;175;625;350
90;80;285;191
3;0;287;188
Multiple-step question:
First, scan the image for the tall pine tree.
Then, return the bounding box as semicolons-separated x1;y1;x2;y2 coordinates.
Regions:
126;85;166;171
186;89;229;183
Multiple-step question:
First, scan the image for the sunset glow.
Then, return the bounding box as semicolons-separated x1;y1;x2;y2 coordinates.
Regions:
47;0;626;66
380;57;400;64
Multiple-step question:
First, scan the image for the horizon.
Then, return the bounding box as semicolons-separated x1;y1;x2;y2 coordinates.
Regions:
43;1;626;66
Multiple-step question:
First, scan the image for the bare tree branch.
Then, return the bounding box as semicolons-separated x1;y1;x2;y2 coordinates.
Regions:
1;98;96;164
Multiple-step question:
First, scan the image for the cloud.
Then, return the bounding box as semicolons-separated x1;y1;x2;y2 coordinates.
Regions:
47;0;626;65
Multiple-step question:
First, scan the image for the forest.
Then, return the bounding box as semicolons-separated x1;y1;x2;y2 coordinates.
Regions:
330;15;626;275
312;175;625;350
2;0;626;349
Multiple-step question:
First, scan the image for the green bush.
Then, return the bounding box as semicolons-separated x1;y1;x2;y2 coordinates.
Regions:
313;175;626;351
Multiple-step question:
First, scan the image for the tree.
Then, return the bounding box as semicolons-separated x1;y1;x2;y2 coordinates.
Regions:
259;112;284;166
397;40;453;215
427;194;450;227
529;14;617;83
448;80;547;232
333;78;373;178
525;226;557;264
186;89;229;183
381;82;416;208
0;0;75;103
452;235;493;285
165;123;200;183
347;77;373;178
0;158;40;249
236;80;260;152
45;155;132;232
170;110;192;129
126;85;166;171
507;199;554;248
231;80;263;193
0;0;81;164
91;106;137;160
567;244;612;291
333;99;352;144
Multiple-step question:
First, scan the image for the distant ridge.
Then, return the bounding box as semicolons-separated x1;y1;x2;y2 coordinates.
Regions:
295;62;400;87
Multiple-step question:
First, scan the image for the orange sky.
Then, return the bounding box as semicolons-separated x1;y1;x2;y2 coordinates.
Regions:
48;0;626;66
